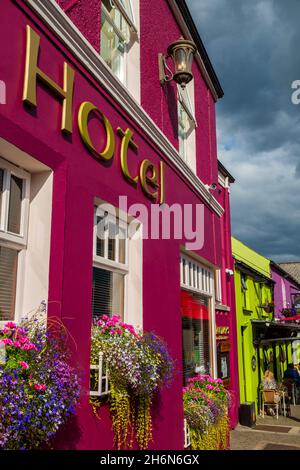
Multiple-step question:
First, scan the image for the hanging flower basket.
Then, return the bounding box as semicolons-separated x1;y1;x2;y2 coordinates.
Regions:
262;302;274;314
0;316;80;450
183;375;230;450
90;315;174;450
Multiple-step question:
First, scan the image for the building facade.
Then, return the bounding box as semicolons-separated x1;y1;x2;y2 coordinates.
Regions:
271;262;300;364
233;238;300;417
232;238;274;412
271;262;300;320
215;163;239;428
0;0;238;448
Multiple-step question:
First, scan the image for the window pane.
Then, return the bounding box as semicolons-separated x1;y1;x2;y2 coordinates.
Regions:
108;223;117;261
119;0;134;22
96;215;106;257
0;246;18;321
101;1;127;83
92;267;124;320
96;237;105;258
0;169;3;222
108;238;116;261
118;230;126;264
8;175;23;234
181;290;210;383
178;102;187;160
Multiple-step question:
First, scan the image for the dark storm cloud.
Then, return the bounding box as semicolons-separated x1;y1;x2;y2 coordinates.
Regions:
187;0;300;260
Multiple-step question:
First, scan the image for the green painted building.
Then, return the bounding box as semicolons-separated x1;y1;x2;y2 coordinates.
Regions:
232;238;295;413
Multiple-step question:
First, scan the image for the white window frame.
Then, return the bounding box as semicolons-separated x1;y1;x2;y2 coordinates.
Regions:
215;269;222;304
93;208;129;320
178;87;197;126
0;157;30;248
113;0;137;32
100;0;138;87
180;253;217;377
177;85;197;170
0;158;30;325
180;254;214;297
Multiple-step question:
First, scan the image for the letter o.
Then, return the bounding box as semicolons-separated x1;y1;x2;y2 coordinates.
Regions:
78;101;114;160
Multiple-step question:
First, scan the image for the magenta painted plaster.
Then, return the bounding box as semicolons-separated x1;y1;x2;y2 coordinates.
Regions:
215;180;240;428
56;0;101;53
271;266;300;319
139;0;218;185
0;0;238;448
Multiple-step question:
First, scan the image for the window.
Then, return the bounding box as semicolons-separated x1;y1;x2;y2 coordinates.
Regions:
215;269;222;304
92;208;129;321
281;278;287;309
181;291;210;382
217;351;230;380
180;255;213;296
177;86;196;165
180;254;214;383
100;0;137;85
0;158;30;322
241;272;249;310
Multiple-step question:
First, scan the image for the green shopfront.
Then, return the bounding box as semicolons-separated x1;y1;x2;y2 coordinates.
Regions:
232;238;300;416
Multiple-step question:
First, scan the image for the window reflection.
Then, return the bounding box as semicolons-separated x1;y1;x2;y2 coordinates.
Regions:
181;290;210;384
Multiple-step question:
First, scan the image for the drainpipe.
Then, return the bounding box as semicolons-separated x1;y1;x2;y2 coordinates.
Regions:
273;342;278;381
257;344;261;413
241;326;247;402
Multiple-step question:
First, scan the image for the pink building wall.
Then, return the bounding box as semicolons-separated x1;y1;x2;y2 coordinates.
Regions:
55;0;219;188
215;176;240;428
0;0;237;448
271;265;300;319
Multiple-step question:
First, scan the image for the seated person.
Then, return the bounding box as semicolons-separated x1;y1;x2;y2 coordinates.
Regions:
284;364;300;384
263;370;278;390
262;370;281;416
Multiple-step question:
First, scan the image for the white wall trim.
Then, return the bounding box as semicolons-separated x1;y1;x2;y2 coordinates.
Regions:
21;0;224;217
218;172;230;190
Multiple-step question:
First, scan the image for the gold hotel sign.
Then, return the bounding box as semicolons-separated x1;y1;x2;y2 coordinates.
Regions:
22;26;165;204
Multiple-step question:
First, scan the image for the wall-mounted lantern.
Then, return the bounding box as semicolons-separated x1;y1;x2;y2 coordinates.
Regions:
159;37;197;89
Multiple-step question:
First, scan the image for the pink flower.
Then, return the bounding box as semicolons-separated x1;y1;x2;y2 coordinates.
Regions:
110;330;117;335
215;387;221;392
13;341;21;348
1;338;13;346
21;343;36;351
34;384;47;391
5;322;16;329
102;315;109;321
117;329;123;334
19;337;28;344
19;361;29;369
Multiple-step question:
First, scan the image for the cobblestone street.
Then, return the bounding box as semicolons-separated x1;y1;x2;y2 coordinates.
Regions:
230;406;300;450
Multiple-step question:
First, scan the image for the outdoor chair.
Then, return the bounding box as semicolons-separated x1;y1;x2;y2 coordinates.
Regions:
261;390;282;419
282;379;297;406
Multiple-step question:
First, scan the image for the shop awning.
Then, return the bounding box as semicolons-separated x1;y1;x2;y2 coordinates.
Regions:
180;291;209;320
281;314;300;322
252;319;300;345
